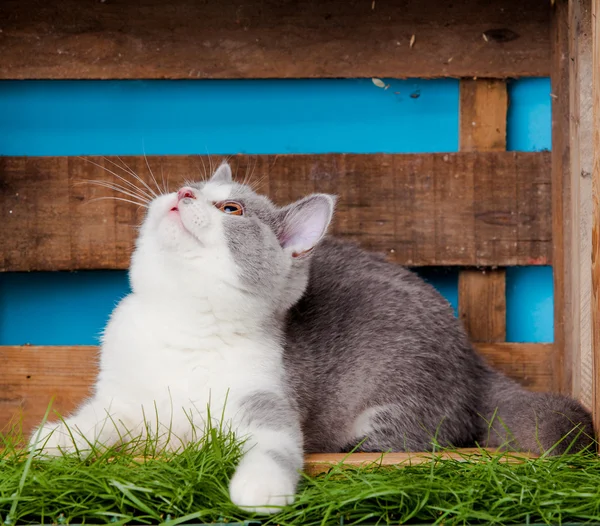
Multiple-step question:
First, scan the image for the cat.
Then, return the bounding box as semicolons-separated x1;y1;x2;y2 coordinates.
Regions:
31;161;595;514
284;239;595;454
30;162;334;513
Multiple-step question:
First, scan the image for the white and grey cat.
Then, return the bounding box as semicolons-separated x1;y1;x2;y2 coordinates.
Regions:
31;162;595;513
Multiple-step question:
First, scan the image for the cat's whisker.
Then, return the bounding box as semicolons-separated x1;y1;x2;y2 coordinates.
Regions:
102;157;156;201
249;174;268;192
81;179;152;204
244;157;259;188
75;177;150;203
160;164;169;194
205;149;214;177
198;155;209;182
87;196;149;208
144;153;163;196
241;159;253;187
234;161;241;183
115;156;159;199
80;157;157;201
82;179;152;201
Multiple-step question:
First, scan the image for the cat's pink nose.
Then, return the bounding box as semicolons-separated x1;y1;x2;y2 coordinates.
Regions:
177;187;195;201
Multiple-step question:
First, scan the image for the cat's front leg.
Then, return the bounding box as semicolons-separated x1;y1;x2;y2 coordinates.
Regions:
228;391;303;514
29;398;124;457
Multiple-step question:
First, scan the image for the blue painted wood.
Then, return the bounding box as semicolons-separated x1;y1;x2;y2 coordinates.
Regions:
0;79;458;156
0;78;553;345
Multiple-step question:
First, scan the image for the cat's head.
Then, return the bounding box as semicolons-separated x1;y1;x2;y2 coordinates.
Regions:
129;162;335;317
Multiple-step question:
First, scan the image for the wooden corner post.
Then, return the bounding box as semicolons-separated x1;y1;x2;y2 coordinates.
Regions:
551;0;595;408
591;0;600;429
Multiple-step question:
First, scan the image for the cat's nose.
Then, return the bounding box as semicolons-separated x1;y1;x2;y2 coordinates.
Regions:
177;187;196;201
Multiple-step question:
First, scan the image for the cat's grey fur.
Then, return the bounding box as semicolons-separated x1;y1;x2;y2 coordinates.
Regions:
284;238;595;454
207;165;595;455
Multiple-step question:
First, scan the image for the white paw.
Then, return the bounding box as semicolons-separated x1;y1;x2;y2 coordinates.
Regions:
229;454;297;514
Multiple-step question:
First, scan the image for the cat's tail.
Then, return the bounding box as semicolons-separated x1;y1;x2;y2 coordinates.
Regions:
480;369;596;455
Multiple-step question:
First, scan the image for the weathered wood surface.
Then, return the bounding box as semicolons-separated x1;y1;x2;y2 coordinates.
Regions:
458;79;508;343
0;343;554;436
459;79;508;154
591;0;600;432
551;0;574;398
459;271;507;342
0;0;551;80
0;152;552;271
304;449;535;475
565;0;594;411
551;0;595;409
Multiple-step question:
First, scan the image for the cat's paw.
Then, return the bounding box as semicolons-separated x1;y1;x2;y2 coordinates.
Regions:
229;455;296;514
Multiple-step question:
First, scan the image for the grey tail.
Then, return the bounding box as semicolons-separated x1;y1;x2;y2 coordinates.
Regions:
480;369;596;455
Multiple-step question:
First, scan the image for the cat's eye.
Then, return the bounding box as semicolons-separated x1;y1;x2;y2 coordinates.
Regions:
216;201;244;216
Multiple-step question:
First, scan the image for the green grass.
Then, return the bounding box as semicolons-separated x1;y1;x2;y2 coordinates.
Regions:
2;423;600;526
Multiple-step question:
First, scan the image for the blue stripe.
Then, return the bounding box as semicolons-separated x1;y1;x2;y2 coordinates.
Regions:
0;78;553;345
0;79;458;156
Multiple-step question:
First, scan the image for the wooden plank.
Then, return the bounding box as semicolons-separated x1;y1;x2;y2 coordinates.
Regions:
592;0;600;433
0;346;98;436
304;449;534;475
568;0;594;411
476;343;555;392
551;0;595;407
458;271;506;342
0;343;554;437
0;152;552;271
458;79;508;343
0;0;551;80
459;80;507;153
551;0;574;398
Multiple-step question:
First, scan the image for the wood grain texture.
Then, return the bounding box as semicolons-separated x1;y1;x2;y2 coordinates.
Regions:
0;152;552;271
476;343;555;392
458;79;508;343
0;343;554;436
459;80;508;153
0;346;98;436
304;449;535;475
458;271;506;342
591;0;600;432
0;0;551;80
551;0;573;397
564;0;594;410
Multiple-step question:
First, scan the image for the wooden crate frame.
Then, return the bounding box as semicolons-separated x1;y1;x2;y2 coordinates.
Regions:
0;0;598;467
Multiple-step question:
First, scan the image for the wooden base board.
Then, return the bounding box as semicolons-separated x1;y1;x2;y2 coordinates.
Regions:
0;343;555;437
0;448;536;475
303;449;536;475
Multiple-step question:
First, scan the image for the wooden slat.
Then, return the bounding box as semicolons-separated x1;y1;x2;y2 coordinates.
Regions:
550;0;597;407
459;80;508;154
551;0;573;397
304;449;534;475
476;343;555;392
0;343;554;437
458;271;506;342
0;0;551;80
563;0;595;411
458;79;508;343
0;152;552;271
592;0;600;433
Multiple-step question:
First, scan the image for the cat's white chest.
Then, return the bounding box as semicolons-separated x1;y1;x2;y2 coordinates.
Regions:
96;294;280;442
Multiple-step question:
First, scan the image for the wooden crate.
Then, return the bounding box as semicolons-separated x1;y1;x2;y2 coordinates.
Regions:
0;0;598;463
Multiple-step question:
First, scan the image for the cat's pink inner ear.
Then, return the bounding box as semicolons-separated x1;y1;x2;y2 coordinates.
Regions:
279;194;335;257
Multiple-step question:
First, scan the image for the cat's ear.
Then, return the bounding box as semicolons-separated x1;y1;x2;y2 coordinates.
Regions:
210;162;233;184
278;194;336;258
